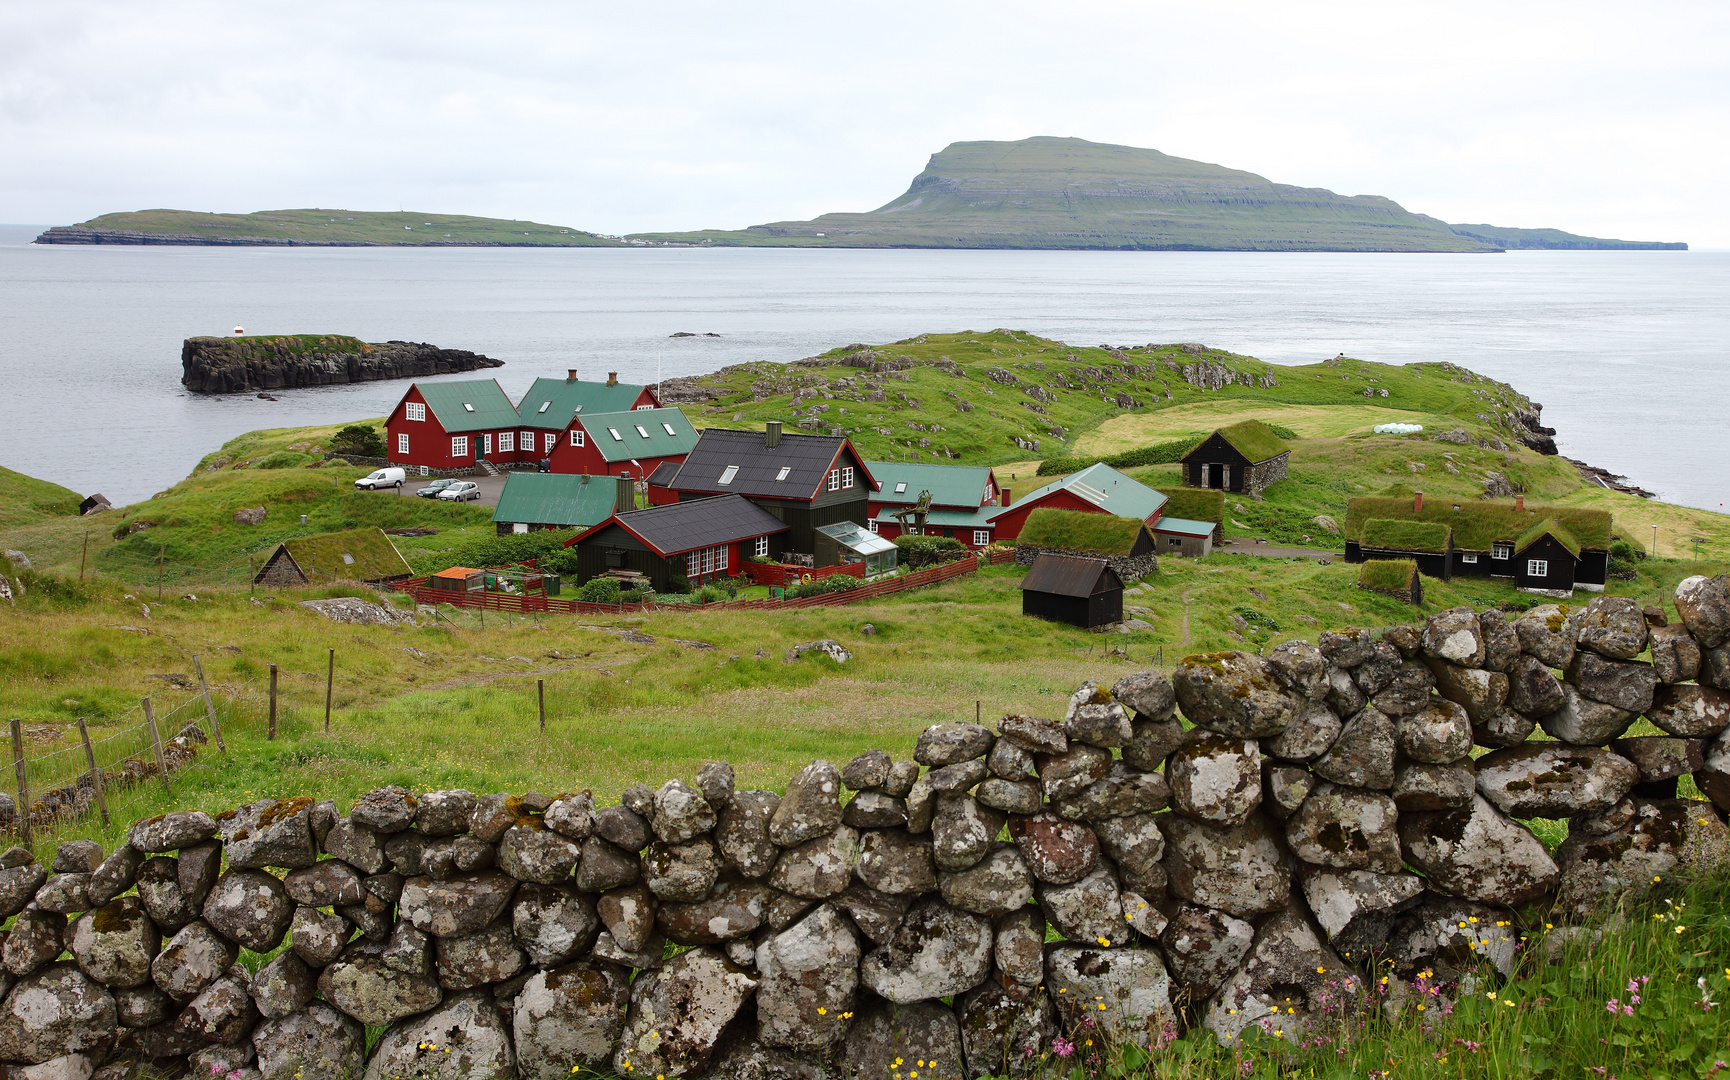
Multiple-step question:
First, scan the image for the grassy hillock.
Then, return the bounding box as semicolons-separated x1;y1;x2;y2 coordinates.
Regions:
0;465;83;529
39;208;622;247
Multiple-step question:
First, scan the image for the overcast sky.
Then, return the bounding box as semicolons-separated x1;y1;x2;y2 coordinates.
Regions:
3;0;1724;244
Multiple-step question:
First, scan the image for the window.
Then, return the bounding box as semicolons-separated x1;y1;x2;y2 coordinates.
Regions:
828;469;841;491
608;427;623;442
775;466;791;482
1169;537;1182;547
463;403;475;412
544;432;557;453
522;431;534;451
571;429;585;447
718;465;739;486
451;436;469;457
686;544;730;578
1460;553;1478;564
894;481;907;494
755;536;770;558
974;530;990;546
635;425;650;438
537;401;551;414
868;521;880;534
635;404;653;411
842;467;854;489
663;422;678;436
397;433;409;455
499;432;515;452
405;402;426;421
1528;559;1549;577
1492;542;1513;560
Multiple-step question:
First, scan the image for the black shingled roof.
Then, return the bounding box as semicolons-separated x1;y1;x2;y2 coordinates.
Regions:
646;461;682;487
666;428;866;500
599;494;788;556
1020;553;1120;597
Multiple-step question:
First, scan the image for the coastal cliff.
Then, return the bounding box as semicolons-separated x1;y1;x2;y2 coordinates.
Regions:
181;335;503;393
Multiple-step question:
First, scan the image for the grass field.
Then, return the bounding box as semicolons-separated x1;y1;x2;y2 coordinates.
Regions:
53;208;622;246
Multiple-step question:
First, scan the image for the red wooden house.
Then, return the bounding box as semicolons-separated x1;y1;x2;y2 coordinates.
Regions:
517;371;661;465
864;461;1005;550
385;379;527;474
986;463;1169;540
546;407;699;479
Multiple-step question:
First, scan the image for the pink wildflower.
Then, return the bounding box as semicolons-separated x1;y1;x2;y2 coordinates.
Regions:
1051;1037;1074;1059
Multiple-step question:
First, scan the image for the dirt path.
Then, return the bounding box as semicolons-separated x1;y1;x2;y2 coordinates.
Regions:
1217;540;1343;561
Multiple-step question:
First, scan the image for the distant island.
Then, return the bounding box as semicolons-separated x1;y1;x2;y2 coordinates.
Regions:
35;208;621;247
37;139;1686;252
182;335;502;394
632;136;1688;252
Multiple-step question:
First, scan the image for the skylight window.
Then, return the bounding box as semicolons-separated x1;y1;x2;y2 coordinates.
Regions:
635;425;650;438
894;481;907;494
718;465;739;486
463;403;475;412
538;401;551;414
608;428;623;441
776;466;791;481
662;423;677;436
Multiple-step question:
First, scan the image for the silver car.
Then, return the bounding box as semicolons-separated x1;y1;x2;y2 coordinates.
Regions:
437;481;481;502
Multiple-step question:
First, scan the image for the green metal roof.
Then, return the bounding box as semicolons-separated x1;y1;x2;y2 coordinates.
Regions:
989;463;1168;523
864;461;996;508
1151;516;1217;538
581;408;700;464
520;376;651;427
416;379;521;433
492;473;622;528
871;506;996;528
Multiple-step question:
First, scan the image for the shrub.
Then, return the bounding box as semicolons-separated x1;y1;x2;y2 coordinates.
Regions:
441;530;581;571
1263;422;1299;440
790;574;861;599
1035;436;1201;476
575;577;622;603
1608;555;1638;580
329;424;385;458
255;451;312;470
1609;539;1644;562
894;535;968;569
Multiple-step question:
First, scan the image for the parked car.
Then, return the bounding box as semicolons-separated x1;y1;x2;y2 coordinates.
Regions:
437;481;481;502
416;478;458;498
355;467;406;490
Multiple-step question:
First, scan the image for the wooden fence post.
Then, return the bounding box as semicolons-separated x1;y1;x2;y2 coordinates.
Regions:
193;656;226;753
142;698;172;793
268;664;278;740
325;649;335;732
76;718;110;827
538;680;546;733
79;532;89;583
9;719;31;847
157;545;166;602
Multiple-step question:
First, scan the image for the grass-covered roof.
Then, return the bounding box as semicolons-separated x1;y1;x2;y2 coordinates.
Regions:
1155;487;1225;525
1017;508;1147;556
1517;517;1582;558
1214;419;1289;463
277;527;413;582
1360;518;1451;553
1344;496;1612;552
1359;559;1418;591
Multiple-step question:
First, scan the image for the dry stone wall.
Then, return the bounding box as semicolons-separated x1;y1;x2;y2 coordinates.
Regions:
8;578;1730;1079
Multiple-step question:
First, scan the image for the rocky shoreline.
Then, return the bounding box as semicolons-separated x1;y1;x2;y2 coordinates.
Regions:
182;336;502;394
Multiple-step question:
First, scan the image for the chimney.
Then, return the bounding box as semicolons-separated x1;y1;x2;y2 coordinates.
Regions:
615;475;635;514
1515;494;1525;512
607;372;618;387
1000;488;1012;507
1413;491;1424;513
765;421;782;448
566;369;577;382
580;473;590;485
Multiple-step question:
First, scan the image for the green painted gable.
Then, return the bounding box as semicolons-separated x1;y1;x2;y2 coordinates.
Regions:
520;376;652;427
582;408;700;464
864;461;995;507
416;379;521;433
492;473;622;528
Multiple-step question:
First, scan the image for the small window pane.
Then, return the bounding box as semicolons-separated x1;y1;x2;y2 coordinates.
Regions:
718;465;739;485
635;425;650;438
776;466;790;481
663;423;678;436
608;428;623;441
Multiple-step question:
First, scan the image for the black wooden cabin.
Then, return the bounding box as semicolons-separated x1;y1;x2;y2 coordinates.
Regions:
1020;553;1123;629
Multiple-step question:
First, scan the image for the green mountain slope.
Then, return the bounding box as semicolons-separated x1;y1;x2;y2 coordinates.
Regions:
34;209;622;247
634;136;1683;252
1442;222;1685;250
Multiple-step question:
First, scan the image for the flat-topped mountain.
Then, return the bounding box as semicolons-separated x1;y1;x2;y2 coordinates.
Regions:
634;136;1686;252
36;208;621;247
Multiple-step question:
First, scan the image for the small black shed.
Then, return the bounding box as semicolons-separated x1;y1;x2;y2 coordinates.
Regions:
1020;553;1123;629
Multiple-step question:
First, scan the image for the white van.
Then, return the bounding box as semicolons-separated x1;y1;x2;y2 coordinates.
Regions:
355;467;406;490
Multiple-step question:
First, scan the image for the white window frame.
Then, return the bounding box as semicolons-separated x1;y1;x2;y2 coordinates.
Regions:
571;429;585;447
842;466;854;489
687;550;701;577
868;521;880;534
662;422;678;436
718;465;738;486
397;432;410;455
405;402;426;421
894;481;907;494
635;404;654;411
635;425;651;439
499;432;515;453
1527;559;1549;577
828;469;841;492
451;436;469;458
522;430;535;452
973;530;990;547
1460;553;1478;564
537;400;551;414
755;536;770;558
1492;542;1512;560
544;432;557;453
608;427;624;442
775;466;791;482
480;433;491;457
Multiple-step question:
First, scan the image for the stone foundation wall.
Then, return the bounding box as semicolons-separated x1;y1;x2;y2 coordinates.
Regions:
1242;452;1288;498
9;578;1730;1078
1014;544;1158;582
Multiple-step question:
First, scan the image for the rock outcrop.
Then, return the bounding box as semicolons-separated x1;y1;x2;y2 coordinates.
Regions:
181;336;502;394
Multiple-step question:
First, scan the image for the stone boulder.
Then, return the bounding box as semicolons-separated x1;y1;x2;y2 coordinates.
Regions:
915;723;995;766
1647;683;1730;738
1038;864;1122;944
1264;700;1342;762
1167;735;1262;826
1318;628;1376;668
3;908;65;978
767;825;858;899
1009;813;1098;885
128;810;217;853
1266;640;1328;701
754;904;860;1051
1385;894;1520;982
644;838;721;902
1284;783;1401;872
1476;743;1639;818
930;795;1004;873
1392;760;1476;811
1036;743;1111;801
658;879;771;944
613;948;757;1078
316;957;442;1027
857;829;936;896
511;963;630;1077
1398;795;1559;906
1514;605;1578;668
994;906;1045;987
1566;653;1658;714
416;790;478;837
1044;945;1177;1050
1172;652;1294;737
1541;684;1638;745
1395;700;1472;764
496;824;582;885
858;897;991;1003
1477;608;1521;672
1122;714;1187;772
364;991;514;1080
843;999;963;1080
221;798;318;870
173;970;258;1045
1557;797;1730;915
957;982;1058;1080
251;952;316;1019
1422;608;1485;668
1650;624;1703;684
1261;763;1313;820
1063;683;1133;747
0;963;116;1063
435;919;526;990
399;870;517;937
290;906;350;967
1160;904;1255;1003
843;749;893;790
1093;813;1166;891
938;844;1034;917
831;883;912;947
1505;654;1566;718
97;847;146;910
68;896;158;988
1310;707;1396;789
1574;595;1648;659
1676;575;1730;649
151;919;236;1001
716;790;780;879
653;781;718;844
203;869;294;952
1300;867;1425;960
998;714;1067;755
252;1002;366;1080
1203;909;1348;1045
1114;669;1179;719
769;762;844;847
1160;813;1291;918
1426;660;1509;724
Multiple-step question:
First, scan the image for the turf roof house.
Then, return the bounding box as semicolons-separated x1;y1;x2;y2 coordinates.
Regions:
519;370;663;467
385;378;526;474
1180;419;1290;497
1344;492;1613;592
865;461;1004;549
252;528;413;586
647;423;876;563
564;494;789;591
492;473;635;535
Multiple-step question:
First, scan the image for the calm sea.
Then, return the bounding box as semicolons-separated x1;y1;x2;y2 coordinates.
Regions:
0;224;1724;511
